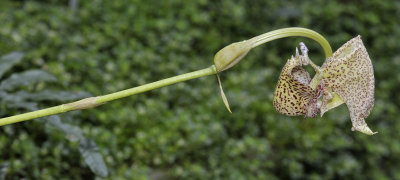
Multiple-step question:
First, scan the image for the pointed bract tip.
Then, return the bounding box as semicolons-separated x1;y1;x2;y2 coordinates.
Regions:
216;73;232;113
351;124;377;135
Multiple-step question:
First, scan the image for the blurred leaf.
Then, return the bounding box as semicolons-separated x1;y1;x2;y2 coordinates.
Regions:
0;51;103;177
69;0;79;11
45;116;84;142
7;101;38;111
45;116;109;177
0;70;57;91
0;162;8;180
0;90;90;102
28;90;91;101
0;52;24;79
0;91;39;111
79;139;108;177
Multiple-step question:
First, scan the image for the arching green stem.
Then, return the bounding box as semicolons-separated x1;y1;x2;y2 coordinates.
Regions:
0;66;217;126
0;27;333;126
248;28;332;90
249;27;332;57
214;27;332;72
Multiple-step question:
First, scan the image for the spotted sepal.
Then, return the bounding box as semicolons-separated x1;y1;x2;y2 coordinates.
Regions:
321;36;376;135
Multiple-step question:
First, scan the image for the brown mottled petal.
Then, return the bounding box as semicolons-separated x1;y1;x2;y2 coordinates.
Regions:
273;54;316;116
321;36;376;135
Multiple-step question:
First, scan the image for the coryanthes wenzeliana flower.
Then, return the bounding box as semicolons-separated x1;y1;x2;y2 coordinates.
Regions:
273;36;376;135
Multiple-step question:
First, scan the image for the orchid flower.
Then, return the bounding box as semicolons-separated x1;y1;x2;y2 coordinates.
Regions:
273;36;376;135
0;28;376;136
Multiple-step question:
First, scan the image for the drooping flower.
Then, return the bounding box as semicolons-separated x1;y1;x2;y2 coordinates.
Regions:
273;36;376;135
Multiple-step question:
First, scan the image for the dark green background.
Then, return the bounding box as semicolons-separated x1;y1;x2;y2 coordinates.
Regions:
1;0;399;179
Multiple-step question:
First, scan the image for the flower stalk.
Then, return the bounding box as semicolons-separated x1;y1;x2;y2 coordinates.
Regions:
0;66;217;126
0;27;332;126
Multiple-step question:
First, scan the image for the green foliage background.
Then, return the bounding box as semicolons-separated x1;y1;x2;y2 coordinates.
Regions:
1;0;400;179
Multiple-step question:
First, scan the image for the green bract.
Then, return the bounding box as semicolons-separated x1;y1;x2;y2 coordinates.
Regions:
214;40;252;72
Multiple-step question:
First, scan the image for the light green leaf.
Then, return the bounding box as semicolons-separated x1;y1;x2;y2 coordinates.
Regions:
0;70;57;91
79;139;109;177
0;52;24;79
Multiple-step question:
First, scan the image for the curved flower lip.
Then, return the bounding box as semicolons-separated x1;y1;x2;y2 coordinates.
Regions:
273;47;317;117
273;36;376;135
